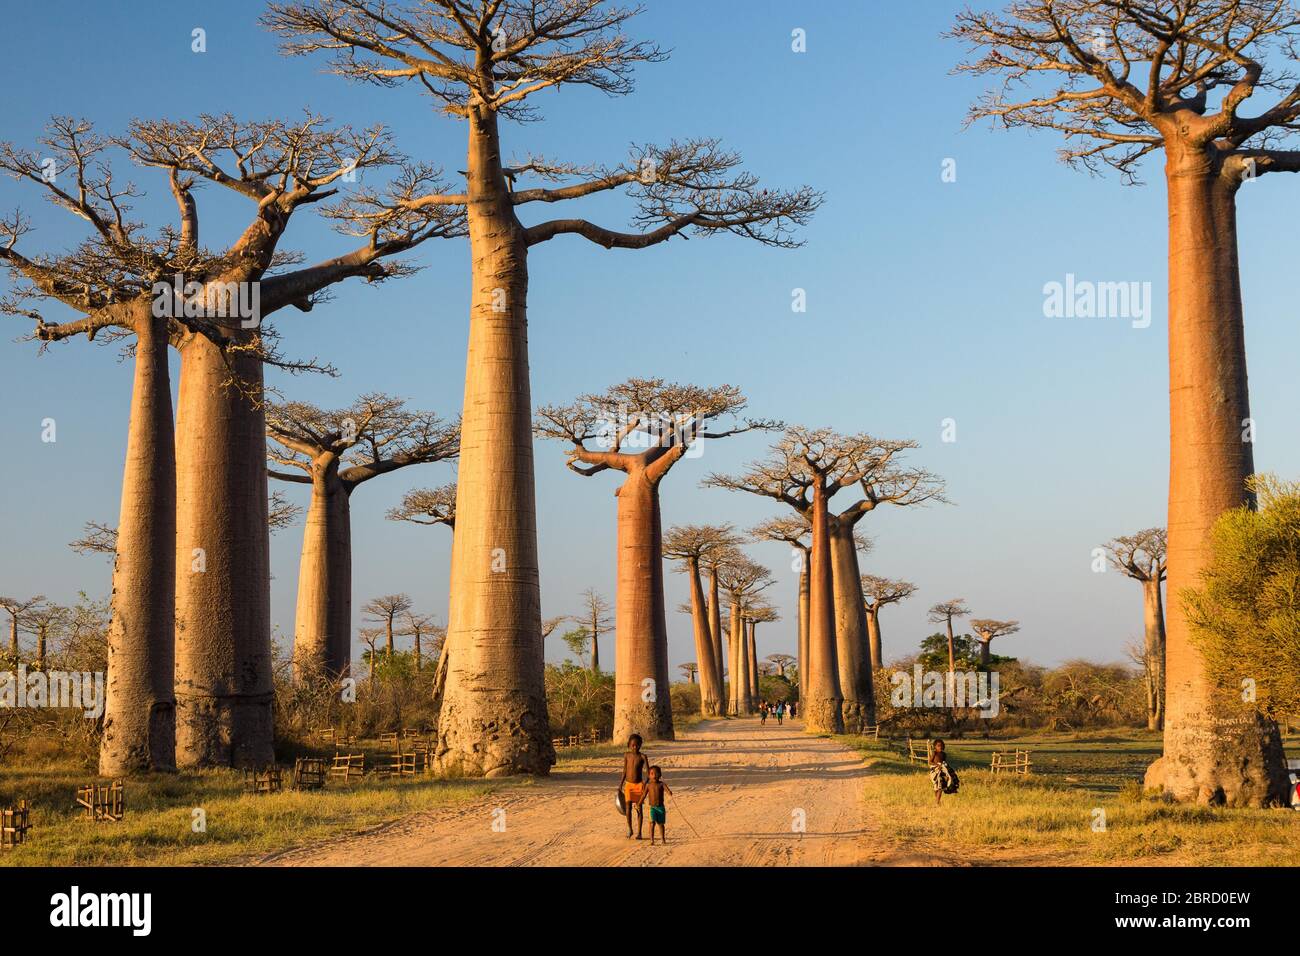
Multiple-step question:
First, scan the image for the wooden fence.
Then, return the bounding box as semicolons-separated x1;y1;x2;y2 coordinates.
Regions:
76;779;125;821
990;750;1032;775
0;801;30;849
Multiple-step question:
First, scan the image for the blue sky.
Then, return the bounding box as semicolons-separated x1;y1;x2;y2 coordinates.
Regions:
2;0;1298;674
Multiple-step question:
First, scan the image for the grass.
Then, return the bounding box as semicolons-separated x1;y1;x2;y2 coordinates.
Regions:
0;733;628;867
841;729;1300;866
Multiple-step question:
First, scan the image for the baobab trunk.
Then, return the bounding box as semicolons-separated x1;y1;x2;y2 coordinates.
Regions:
590;627;599;673
174;337;274;768
100;310;177;775
746;622;758;700
1145;146;1288;806
1142;577;1166;732
292;461;353;680
978;640;991;668
727;605;751;715
804;483;843;733
945;618;956;673
611;469;673;742
708;568;725;691
687;557;723;716
866;608;882;672
35;630;46;671
436;109;553;776
830;522;872;731
797;563;809;706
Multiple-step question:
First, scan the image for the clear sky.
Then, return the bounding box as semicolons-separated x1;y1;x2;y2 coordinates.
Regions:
2;0;1298;675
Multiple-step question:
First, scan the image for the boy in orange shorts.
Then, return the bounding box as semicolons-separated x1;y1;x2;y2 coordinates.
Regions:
621;733;649;839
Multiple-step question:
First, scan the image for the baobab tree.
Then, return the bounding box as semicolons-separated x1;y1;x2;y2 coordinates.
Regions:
358;627;384;681
572;588;612;674
662;524;740;716
717;556;774;717
970;619;1021;668
388;483;458;533
0;596;45;664
750;516;812;704
766;653;795;678
708;428;942;732
928;599;970;674
23;604;67;671
400;611;443;673
265;0;820;776
679;663;699;684
537;379;773;742
745;603;780;700
1104;528;1168;730
2;114;460;773
362;594;415;660
268;395;459;679
861;575;918;671
951;0;1295;806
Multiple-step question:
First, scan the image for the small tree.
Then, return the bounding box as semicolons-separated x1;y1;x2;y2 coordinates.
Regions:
560;628;592;668
399;612;442;672
0;595;45;664
766;653;795;678
24;603;68;672
362;595;414;660
574;589;612;674
927;599;970;674
1104;528;1168;730
861;576;918;670
970;619;1022;668
679;663;699;684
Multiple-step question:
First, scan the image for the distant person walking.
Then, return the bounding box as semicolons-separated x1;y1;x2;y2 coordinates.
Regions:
760;701;768;725
775;701;784;725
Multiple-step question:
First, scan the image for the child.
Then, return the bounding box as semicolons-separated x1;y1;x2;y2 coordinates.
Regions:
775;701;784;725
929;739;957;806
621;734;650;838
760;701;768;725
639;765;672;845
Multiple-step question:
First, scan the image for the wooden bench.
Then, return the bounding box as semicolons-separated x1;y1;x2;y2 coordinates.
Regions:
329;753;365;782
244;766;283;795
991;750;1032;775
0;801;30;849
293;758;328;791
76;779;125;821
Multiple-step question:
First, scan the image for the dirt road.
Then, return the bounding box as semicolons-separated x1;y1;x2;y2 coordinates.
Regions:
260;718;950;866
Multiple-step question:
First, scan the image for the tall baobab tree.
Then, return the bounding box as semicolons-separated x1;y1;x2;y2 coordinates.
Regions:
928;599;970;674
537;379;773;742
969;619;1021;668
2;115;459;773
750;516;812;705
861;575;918;671
766;653;795;678
362;594;415;660
717;556;774;717
571;588;612;674
268;395;459;679
708;428;942;732
1104;528;1168;730
951;0;1294;806
265;0;820;776
679;663;699;684
0;596;45;664
745;603;780;700
662;525;740;716
400;611;442;672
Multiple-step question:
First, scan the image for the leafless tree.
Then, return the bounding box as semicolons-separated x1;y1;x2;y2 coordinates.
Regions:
1104;527;1168;729
538;378;774;742
264;0;821;777
570;588;612;674
707;427;943;732
268;394;459;678
970;618;1022;667
662;524;742;716
744;602;780;700
23;603;68;672
950;0;1298;805
362;594;415;660
0;595;45;665
387;482;458;531
716;555;774;716
861;575;918;670
399;611;443;672
679;663;699;684
928;599;971;674
358;626;384;681
766;653;796;678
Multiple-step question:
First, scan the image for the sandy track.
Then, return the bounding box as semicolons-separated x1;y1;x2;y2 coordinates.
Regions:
259;718;951;867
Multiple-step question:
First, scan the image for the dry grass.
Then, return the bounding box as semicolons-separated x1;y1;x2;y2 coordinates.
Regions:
843;729;1300;866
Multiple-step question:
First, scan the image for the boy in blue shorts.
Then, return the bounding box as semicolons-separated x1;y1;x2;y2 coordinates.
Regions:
639;765;672;845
